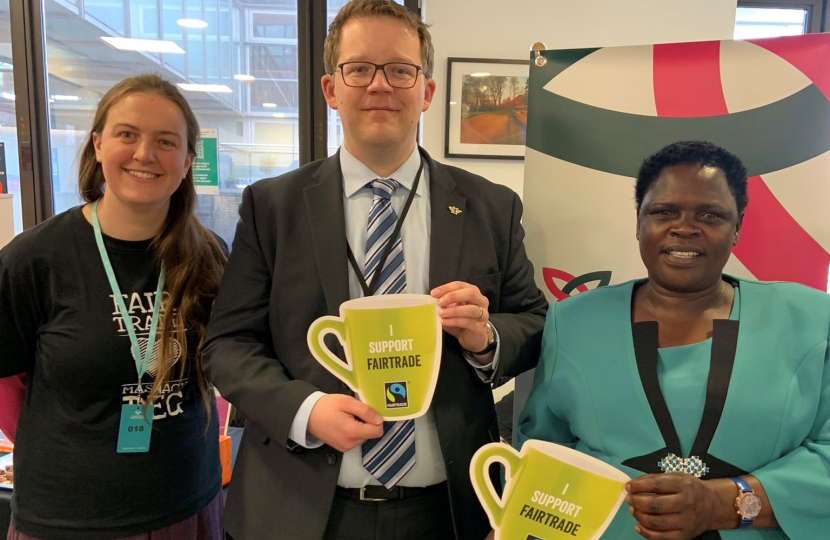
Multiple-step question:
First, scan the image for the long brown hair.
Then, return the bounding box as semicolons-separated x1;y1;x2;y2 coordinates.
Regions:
79;73;226;417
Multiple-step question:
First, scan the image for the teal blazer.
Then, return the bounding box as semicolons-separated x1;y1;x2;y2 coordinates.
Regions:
518;278;830;540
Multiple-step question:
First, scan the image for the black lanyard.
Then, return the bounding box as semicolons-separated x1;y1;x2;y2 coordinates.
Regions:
346;159;424;297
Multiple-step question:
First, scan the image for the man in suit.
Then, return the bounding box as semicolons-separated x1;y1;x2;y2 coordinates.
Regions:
202;2;547;539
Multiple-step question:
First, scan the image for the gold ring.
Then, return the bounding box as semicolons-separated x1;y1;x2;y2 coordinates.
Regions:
476;305;484;320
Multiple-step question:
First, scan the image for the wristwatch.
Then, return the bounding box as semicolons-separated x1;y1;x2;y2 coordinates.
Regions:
470;321;497;355
730;477;761;528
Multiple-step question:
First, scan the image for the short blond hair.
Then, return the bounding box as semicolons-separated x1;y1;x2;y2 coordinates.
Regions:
324;0;434;79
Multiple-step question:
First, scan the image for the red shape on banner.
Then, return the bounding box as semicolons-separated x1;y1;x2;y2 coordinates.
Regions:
750;34;830;102
652;39;830;291
542;268;588;302
732;176;830;289
653;42;728;117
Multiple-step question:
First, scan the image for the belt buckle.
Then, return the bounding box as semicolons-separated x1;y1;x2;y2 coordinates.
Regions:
359;486;388;502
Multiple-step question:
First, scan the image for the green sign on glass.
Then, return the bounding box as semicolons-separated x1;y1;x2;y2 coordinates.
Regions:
194;129;218;194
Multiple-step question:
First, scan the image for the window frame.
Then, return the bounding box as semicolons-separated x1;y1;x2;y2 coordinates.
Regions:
737;0;827;33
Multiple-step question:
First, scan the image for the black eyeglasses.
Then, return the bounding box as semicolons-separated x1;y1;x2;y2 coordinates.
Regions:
335;62;424;89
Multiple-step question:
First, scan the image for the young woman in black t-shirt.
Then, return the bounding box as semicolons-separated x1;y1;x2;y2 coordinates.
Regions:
0;74;227;540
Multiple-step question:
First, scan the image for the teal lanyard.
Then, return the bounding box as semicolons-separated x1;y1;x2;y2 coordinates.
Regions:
91;200;165;392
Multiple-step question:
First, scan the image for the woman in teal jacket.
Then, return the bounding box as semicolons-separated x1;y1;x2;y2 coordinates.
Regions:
519;141;830;540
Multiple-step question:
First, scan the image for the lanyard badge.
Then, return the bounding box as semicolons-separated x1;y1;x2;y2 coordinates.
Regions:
91;200;165;453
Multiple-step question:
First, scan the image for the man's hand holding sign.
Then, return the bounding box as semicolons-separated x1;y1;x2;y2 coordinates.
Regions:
431;281;496;365
308;281;494;453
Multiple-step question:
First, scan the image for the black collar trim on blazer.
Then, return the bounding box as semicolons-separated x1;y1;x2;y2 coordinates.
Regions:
622;317;746;475
621;305;746;540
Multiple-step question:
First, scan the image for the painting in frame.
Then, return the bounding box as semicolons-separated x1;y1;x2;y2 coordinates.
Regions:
444;58;529;160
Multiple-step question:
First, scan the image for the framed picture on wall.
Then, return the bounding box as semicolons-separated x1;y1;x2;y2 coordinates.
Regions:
444;58;529;160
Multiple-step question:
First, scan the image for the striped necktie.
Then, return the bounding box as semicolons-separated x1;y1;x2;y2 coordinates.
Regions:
360;178;416;488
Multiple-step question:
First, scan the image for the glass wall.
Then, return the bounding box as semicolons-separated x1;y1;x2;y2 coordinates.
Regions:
44;0;299;245
0;0;22;236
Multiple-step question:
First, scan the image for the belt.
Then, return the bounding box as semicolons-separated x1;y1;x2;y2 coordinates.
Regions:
335;481;447;502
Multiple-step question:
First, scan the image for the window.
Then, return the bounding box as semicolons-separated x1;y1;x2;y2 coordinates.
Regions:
43;0;301;246
5;0;419;237
735;1;826;38
85;0;125;34
251;12;296;40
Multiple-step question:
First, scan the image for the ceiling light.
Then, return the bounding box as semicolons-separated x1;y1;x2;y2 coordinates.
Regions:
51;95;80;101
272;113;286;118
234;74;256;82
177;18;208;29
1;92;14;101
101;37;185;54
449;101;457;105
262;102;277;108
470;72;490;77
177;83;233;93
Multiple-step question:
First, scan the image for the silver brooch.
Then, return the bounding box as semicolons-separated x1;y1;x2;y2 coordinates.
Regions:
658;453;710;478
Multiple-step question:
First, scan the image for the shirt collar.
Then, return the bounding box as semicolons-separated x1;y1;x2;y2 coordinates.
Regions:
340;145;424;199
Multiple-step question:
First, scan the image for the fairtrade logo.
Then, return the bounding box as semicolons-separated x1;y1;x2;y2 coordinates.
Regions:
525;535;546;540
542;268;612;302
384;382;409;409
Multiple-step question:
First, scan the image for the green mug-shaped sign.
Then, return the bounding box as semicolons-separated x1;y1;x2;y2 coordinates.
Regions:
307;294;442;420
471;440;629;540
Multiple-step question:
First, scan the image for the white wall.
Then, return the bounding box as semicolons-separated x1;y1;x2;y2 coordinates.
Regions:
422;0;739;200
421;0;738;402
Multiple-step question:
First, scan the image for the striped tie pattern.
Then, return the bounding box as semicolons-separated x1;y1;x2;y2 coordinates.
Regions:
361;178;416;488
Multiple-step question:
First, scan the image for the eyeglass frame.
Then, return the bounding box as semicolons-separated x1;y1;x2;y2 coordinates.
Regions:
334;62;425;89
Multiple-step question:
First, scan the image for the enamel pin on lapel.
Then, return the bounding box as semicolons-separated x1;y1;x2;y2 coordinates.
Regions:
448;206;462;215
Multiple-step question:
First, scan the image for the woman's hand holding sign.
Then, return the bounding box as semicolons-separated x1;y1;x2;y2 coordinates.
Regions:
626;473;718;540
431;281;493;363
626;473;776;540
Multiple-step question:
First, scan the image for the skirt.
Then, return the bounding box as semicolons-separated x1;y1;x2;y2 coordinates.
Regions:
7;490;223;540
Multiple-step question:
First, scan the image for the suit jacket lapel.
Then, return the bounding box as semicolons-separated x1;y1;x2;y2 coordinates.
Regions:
424;148;466;289
304;152;351;314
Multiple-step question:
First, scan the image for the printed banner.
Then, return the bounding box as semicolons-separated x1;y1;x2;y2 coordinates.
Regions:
194;128;218;195
522;34;830;302
306;294;442;420
471;440;629;540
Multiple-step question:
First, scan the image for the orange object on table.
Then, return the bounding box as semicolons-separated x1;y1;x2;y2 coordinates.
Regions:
219;435;232;487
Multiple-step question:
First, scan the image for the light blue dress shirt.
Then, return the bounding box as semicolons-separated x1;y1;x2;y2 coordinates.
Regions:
289;145;499;488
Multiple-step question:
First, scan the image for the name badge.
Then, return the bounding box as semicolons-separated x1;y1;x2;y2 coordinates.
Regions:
117;404;153;453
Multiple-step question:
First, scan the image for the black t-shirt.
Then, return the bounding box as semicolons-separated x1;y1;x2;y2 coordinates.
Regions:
0;207;221;540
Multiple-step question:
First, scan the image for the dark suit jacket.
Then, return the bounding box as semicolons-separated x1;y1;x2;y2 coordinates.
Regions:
202;147;548;540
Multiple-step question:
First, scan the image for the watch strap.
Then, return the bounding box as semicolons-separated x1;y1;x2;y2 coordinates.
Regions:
730;477;756;528
730;476;751;493
470;321;497;355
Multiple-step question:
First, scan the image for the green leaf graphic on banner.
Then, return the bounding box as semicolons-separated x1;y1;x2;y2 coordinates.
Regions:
562;271;612;296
